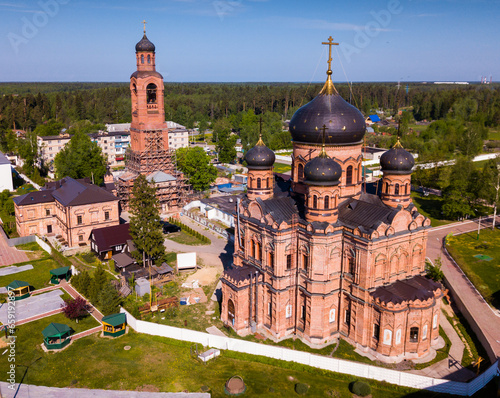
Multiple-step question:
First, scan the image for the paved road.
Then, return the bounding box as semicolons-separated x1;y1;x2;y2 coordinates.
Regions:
0;228;28;266
427;217;500;363
163;215;233;271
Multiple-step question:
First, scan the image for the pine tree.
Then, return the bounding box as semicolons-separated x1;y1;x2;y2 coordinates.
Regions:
129;174;166;266
99;282;122;316
89;266;107;305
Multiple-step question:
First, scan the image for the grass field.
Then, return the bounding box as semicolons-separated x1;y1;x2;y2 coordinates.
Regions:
446;229;500;308
273;162;291;174
2;327;476;398
410;192;452;227
487;129;500;140
166;231;210;246
0;258;62;290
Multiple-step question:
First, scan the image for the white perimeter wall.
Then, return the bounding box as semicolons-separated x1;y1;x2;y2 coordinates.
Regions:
120;308;498;396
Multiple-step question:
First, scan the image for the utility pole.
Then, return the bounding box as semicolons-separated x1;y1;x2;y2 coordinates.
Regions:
477;216;481;240
492;165;500;230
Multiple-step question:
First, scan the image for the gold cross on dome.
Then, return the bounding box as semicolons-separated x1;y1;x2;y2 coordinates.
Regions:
322;36;339;72
142;20;147;34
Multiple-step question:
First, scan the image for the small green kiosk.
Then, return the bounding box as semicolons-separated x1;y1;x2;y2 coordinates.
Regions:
50;266;72;284
7;280;32;301
42;323;73;350
102;313;127;337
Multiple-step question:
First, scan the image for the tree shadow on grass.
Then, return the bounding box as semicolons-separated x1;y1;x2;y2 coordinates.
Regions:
412;195;445;221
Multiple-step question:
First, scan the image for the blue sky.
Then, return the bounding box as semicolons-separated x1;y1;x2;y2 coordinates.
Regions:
0;0;499;82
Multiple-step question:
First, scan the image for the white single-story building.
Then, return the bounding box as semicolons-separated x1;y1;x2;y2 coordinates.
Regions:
0;152;13;191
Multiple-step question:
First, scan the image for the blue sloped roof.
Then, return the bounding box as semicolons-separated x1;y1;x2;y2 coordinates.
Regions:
369;114;381;122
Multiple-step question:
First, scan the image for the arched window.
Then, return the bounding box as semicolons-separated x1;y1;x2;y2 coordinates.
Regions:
227;299;235;326
298;164;304;180
324;195;329;209
257;178;261;189
146;83;157;103
313;195;318;209
385;182;389;193
251;240;255;258
141;54;144;64
267;178;270;188
302;253;308;270
346;166;353;185
268;251;274;268
404;184;408;195
410;327;419;343
395;183;400;195
147;54;151;64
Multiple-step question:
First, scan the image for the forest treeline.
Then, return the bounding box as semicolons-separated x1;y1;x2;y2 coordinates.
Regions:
1;82;499;133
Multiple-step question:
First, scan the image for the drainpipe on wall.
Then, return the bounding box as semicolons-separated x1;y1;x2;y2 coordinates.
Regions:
254;270;259;326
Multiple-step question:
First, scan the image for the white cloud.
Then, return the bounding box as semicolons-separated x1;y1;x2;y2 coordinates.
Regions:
268;17;395;32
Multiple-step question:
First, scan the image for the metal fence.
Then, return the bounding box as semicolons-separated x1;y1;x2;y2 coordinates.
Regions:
120;308;498;396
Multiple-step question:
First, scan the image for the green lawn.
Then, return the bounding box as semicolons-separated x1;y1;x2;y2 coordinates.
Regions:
0;258;62;290
446;229;500;308
166;231;210;246
3;312;100;361
273;162;291;174
1;328;472;397
487;129;500;140
411;192;452;227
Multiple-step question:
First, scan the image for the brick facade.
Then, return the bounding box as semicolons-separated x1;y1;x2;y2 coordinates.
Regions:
14;177;119;248
221;77;442;361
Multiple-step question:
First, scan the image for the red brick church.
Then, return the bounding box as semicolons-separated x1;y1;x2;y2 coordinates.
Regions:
221;39;443;361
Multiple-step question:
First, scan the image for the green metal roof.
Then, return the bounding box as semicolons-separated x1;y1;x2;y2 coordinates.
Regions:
42;323;72;338
102;313;126;327
50;266;71;276
7;280;30;289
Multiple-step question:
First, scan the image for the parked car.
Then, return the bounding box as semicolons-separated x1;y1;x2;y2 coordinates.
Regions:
161;222;181;234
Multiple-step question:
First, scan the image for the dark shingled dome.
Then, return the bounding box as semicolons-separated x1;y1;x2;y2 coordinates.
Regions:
135;34;155;52
289;93;366;145
245;139;275;169
380;144;415;174
304;153;342;186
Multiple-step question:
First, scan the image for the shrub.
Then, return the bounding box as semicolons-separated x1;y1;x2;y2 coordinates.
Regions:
61;297;90;320
295;383;309;395
351;381;371;397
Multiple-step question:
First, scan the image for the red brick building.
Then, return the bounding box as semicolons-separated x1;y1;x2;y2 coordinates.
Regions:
14;177;119;248
220;45;443;361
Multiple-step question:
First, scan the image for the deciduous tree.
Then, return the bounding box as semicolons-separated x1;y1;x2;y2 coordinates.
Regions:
54;130;107;185
176;147;217;191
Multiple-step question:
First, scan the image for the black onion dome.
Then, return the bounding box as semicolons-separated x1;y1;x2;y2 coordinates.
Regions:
289;93;366;145
135;34;155;52
304;152;342;186
245;137;275;169
380;142;415;174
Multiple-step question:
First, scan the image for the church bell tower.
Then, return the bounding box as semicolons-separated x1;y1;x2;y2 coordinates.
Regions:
128;21;170;174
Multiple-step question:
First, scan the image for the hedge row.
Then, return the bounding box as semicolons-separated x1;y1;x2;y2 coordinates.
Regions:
168;217;211;244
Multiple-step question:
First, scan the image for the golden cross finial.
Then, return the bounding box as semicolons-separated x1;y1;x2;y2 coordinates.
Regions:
142;20;147;34
322;36;339;72
319;124;328;157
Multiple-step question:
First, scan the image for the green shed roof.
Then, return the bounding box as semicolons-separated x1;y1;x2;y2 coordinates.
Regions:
42;323;72;338
50;266;71;276
102;313;126;327
7;280;30;289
